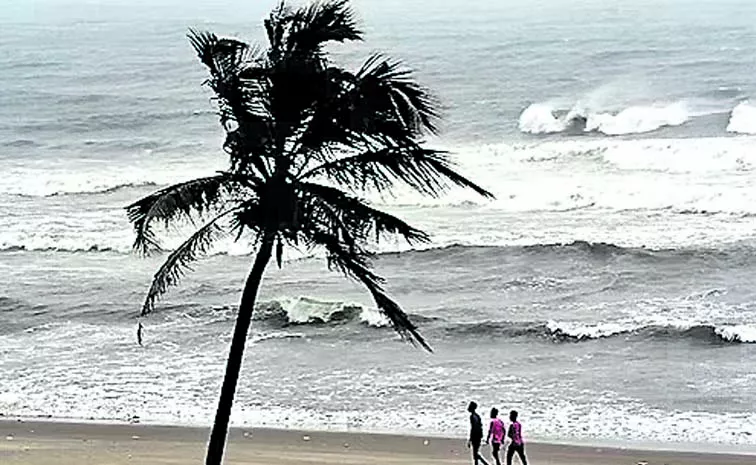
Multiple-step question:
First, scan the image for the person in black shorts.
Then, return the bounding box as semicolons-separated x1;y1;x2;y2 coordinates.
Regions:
467;401;490;465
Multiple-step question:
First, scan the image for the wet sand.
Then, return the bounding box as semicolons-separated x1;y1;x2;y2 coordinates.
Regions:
1;420;754;465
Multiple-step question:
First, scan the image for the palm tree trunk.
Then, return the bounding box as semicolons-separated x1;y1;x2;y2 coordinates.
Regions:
205;233;275;465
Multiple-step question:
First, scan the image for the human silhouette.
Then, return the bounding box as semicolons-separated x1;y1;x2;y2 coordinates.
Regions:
467;401;490;465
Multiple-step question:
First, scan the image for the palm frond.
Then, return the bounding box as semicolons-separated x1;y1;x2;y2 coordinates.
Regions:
189;30;257;80
301;182;430;244
228;198;266;243
299;146;494;199
187;29;220;74
292;55;441;163
188;29;274;178
126;174;232;255
305;229;431;351
187;30;268;119
264;1;293;53
355;54;440;135
288;0;362;53
140;209;234;316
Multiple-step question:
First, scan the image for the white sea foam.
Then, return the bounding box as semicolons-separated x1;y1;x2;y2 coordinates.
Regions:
727;101;756;134
715;324;756;343
518;101;691;136
2;316;755;446
546;320;631;339
585;102;690;135
0;214;258;256
0;157;223;197
527;400;756;447
517;103;570;134
4;136;756;255
382;135;756;216
359;308;390;327
251;331;306;343
545;315;756;344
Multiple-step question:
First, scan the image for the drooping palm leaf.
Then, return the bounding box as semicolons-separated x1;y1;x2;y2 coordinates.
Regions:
140;209;235;316
300;181;430;244
295;185;430;351
227;198;267;242
306;228;431;351
355;54;440;135
126;174;232;254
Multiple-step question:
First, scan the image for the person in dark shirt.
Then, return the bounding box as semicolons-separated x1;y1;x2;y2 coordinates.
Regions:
506;410;528;465
467;401;490;465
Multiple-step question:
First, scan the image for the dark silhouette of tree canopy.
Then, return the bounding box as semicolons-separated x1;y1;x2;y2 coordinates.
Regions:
126;1;492;464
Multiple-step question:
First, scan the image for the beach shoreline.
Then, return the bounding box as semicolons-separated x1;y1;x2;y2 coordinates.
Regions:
5;414;756;455
1;419;755;465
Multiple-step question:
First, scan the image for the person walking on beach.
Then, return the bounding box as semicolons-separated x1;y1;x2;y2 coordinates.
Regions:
506;410;528;465
467;401;490;465
485;408;505;465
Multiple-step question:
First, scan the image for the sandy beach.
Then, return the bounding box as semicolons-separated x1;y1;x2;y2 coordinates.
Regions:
1;420;754;465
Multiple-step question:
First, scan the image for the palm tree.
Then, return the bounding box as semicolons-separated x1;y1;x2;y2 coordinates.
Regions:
126;1;492;464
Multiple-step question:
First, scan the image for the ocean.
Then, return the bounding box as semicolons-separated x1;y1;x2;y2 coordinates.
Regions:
2;0;756;449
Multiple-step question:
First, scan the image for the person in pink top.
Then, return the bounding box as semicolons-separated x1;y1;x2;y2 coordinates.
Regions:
506;410;528;465
485;408;505;465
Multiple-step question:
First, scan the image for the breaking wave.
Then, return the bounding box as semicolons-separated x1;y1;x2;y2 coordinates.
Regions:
254;297;391;328
201;297;756;344
0;244;119;254
517;103;586;134
388;241;705;263
727;101;756;134
443;320;756;344
4;181;159;199
3;240;750;269
519;101;691;135
41;182;159;197
0;163;222;197
251;331;306;343
192;297;442;332
3;179;163;198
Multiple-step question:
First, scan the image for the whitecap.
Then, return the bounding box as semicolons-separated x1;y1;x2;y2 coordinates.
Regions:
715;324;756;343
727;101;756;134
585;102;690;135
546;320;633;339
518;103;569;134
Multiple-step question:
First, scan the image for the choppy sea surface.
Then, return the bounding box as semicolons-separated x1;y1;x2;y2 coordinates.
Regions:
2;0;756;448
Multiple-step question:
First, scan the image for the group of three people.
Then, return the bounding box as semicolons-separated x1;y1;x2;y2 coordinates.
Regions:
468;401;528;465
